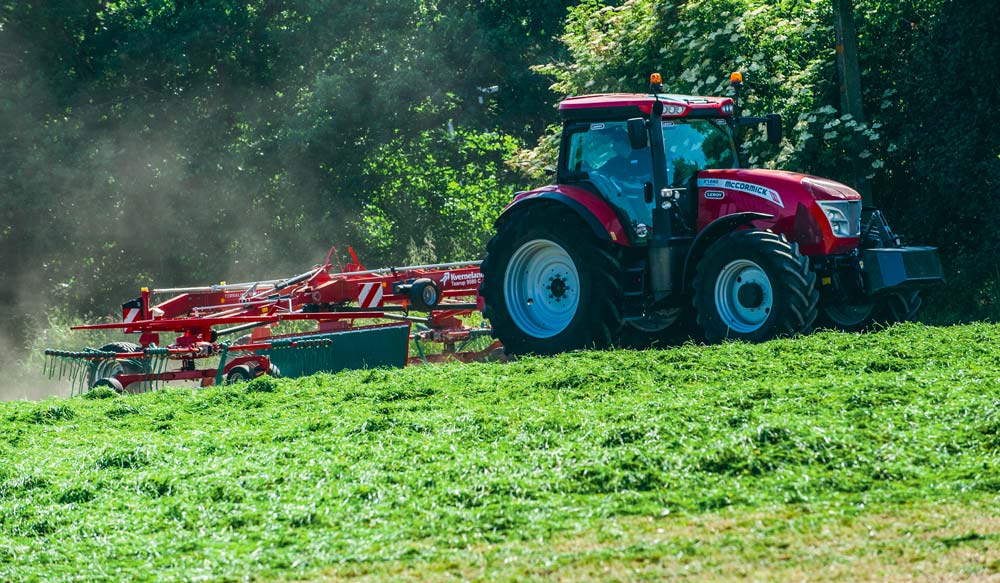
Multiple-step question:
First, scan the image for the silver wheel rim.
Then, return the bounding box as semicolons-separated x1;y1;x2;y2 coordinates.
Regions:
422;284;438;307
714;259;773;333
823;301;874;327
504;239;580;338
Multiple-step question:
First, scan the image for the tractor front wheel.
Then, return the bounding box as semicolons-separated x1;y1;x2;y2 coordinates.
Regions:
480;209;623;356
694;230;818;343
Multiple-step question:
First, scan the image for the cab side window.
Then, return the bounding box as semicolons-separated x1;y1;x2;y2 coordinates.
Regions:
567;123;652;182
564;122;654;229
567;126;616;173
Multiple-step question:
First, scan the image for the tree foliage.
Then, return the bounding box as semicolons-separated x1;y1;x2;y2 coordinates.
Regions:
0;0;573;345
359;129;522;264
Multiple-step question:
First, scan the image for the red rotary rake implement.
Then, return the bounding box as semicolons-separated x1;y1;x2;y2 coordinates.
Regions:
45;248;499;394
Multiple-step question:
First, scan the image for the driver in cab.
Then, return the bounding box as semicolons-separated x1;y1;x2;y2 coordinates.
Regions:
592;127;652;193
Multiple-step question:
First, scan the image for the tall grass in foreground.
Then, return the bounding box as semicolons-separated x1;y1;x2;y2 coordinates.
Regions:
1;323;998;581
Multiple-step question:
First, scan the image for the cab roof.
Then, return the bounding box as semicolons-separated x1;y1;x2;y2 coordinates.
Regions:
559;93;734;120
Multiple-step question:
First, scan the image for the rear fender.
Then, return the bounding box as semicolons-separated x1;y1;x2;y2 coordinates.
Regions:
499;188;632;246
682;212;774;290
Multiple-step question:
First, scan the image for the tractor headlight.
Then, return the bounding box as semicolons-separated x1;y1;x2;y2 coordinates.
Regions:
817;200;862;238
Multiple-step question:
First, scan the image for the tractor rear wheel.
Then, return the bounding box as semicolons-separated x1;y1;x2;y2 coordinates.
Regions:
817;291;922;332
693;230;818;343
480;208;623;355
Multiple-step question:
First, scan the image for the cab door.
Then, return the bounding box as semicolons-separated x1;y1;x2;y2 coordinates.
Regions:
559;121;654;233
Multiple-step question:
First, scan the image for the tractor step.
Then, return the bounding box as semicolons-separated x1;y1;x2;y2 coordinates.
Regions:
622;264;647;314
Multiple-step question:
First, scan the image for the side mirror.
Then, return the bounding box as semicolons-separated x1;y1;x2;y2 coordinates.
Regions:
627;118;648;150
766;113;782;144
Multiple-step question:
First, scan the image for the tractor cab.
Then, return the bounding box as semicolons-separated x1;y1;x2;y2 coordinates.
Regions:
558;103;739;232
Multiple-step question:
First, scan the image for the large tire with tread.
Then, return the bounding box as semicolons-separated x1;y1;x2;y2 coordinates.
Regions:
816;291;922;332
89;342;144;392
693;230;818;343
884;291;922;323
480;207;623;356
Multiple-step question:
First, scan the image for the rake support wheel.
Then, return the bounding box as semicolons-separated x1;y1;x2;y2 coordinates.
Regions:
89;342;144;392
225;364;256;385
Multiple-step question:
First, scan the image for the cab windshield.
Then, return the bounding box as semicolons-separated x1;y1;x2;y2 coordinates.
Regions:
564;118;737;190
661;118;738;186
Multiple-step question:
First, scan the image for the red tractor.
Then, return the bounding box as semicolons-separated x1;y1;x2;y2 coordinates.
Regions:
480;73;943;354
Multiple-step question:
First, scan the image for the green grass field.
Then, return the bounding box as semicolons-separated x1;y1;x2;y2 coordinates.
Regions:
2;323;999;582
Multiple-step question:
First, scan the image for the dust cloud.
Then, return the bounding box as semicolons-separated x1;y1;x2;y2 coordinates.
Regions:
0;331;66;402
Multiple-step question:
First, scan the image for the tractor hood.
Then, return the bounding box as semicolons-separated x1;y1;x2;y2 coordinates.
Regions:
696;168;862;207
695;168;863;256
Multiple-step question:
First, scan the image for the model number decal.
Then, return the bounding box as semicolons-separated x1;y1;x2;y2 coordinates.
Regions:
441;271;484;288
697;178;784;208
704;190;725;200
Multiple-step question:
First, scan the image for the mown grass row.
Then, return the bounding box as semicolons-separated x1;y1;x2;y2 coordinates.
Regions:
1;323;999;581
